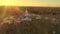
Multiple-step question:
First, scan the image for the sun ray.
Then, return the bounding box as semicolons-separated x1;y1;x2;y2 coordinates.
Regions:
2;6;8;18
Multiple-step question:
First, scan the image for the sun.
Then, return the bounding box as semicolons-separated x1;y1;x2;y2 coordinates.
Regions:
0;0;16;6
4;0;12;6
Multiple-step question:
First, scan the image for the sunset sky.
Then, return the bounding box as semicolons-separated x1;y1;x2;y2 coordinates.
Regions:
0;0;60;7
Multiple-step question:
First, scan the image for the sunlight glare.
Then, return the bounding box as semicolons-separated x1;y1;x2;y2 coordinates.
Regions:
0;0;16;6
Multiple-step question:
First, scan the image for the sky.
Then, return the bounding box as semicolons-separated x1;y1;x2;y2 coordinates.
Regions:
0;0;60;7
